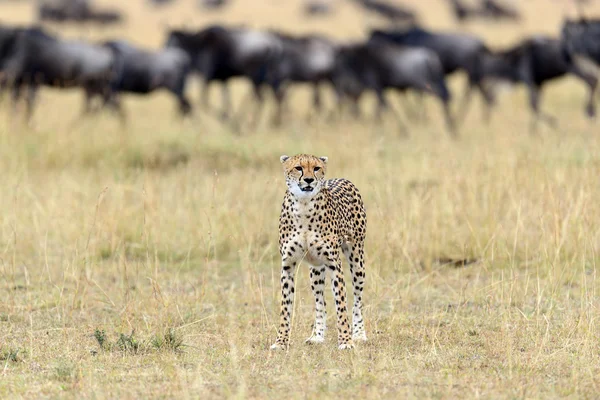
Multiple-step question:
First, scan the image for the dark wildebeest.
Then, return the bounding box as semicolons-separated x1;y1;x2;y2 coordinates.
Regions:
481;0;520;20
331;38;456;137
0;27;118;122
303;0;334;17
147;0;177;5
561;18;600;68
481;35;598;132
198;0;229;9
0;24;26;99
448;0;520;23
353;0;417;24
164;25;282;122
84;40;193;122
370;27;493;123
38;0;123;25
258;31;337;125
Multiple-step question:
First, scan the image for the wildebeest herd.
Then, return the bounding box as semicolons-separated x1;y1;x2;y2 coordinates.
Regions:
1;14;600;136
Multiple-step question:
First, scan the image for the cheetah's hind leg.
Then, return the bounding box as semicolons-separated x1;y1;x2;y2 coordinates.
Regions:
342;241;367;342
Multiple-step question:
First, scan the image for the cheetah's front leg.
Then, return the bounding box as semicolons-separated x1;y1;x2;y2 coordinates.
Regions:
306;264;327;344
271;257;297;350
327;254;353;350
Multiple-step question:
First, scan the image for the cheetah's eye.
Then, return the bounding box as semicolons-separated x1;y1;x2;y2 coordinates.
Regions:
295;166;303;171
314;167;321;172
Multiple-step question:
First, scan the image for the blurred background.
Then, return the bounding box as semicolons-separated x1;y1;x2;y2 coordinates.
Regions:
0;0;599;132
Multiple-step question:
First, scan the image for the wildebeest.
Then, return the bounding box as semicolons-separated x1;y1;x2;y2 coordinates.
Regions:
561;18;600;68
0;26;118;122
38;0;123;25
448;0;520;23
84;40;193;122
481;35;598;131
197;0;229;10
331;38;456;136
147;0;177;5
370;27;493;123
303;0;334;17
257;31;337;125
352;0;417;25
165;25;282;122
0;24;25;98
481;0;520;20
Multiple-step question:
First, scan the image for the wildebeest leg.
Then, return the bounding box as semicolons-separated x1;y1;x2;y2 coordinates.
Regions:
568;65;598;118
457;80;475;123
249;83;267;130
0;79;8;103
477;81;495;124
106;94;127;127
177;93;192;117
375;88;408;135
374;88;388;123
272;81;287;127
24;85;38;125
229;81;265;133
220;84;231;121
7;84;22;127
66;86;99;132
416;93;428;122
81;85;99;116
306;82;322;122
326;86;346;123
201;79;211;110
10;84;22;115
83;91;94;115
350;96;362;120
174;77;192;117
441;98;457;138
528;84;556;134
423;78;456;136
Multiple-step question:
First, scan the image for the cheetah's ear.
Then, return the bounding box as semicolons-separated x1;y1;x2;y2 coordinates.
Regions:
280;155;289;164
319;156;328;164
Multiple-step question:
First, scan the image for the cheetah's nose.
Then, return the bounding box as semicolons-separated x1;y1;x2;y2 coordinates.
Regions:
304;178;314;184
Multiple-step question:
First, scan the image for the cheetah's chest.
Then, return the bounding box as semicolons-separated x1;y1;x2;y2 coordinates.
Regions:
282;198;338;265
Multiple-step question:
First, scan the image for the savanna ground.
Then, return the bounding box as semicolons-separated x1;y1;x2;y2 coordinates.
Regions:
1;0;600;398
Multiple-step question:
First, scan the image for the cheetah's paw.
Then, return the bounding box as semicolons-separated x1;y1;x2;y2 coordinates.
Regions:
338;342;354;350
305;336;325;344
352;332;367;342
270;342;287;351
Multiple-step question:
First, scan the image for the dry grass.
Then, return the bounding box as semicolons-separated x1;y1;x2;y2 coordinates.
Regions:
1;0;600;398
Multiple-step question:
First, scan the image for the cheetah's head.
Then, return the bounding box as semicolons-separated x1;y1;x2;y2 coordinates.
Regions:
280;154;328;199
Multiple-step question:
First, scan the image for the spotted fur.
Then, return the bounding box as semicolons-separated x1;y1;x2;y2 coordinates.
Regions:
271;154;367;350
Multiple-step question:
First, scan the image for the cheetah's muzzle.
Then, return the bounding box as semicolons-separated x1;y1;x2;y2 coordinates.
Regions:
300;186;314;192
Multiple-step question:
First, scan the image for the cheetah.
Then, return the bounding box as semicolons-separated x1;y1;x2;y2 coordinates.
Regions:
270;154;367;350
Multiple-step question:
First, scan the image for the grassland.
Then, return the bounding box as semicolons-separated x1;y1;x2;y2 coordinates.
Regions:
1;0;600;398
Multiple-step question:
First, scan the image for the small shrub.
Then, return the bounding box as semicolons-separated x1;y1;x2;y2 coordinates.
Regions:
94;329;109;351
0;348;21;363
116;331;141;354
92;328;184;354
152;328;184;353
